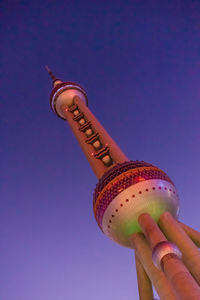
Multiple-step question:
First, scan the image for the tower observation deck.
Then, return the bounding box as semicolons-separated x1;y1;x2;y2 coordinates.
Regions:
47;67;200;300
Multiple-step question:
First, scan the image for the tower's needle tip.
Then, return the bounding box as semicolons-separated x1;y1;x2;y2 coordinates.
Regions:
45;65;57;81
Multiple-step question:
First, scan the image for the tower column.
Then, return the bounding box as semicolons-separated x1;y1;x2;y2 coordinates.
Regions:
130;233;178;300
179;222;200;248
159;212;200;284
138;213;200;300
135;254;154;300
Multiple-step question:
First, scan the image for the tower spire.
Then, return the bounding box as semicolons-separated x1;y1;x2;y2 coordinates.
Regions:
45;65;58;82
45;65;62;87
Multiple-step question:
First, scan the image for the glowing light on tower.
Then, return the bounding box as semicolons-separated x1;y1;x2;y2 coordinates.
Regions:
47;67;200;300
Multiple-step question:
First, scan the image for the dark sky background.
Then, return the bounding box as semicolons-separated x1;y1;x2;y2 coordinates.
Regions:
1;1;200;299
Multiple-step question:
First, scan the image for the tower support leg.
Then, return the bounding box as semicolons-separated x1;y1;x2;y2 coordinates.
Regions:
135;253;154;300
139;213;200;300
130;233;178;300
179;221;200;248
159;212;200;284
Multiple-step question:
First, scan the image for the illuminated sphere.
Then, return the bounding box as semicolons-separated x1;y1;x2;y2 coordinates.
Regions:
73;110;79;116
102;155;111;165
50;82;88;120
85;129;93;136
93;161;179;248
93;140;101;149
152;241;182;269
79;118;85;125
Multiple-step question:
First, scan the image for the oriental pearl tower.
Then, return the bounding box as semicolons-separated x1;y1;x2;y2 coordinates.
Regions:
46;66;200;300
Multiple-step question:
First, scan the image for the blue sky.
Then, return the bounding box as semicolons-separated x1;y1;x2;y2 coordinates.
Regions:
1;1;200;299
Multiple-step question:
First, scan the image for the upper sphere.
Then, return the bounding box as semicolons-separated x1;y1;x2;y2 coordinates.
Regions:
50;82;88;119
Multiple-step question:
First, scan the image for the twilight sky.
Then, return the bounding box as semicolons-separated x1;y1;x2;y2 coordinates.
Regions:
1;1;200;299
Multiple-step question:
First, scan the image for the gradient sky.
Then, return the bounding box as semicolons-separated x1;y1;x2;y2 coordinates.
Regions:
1;1;200;299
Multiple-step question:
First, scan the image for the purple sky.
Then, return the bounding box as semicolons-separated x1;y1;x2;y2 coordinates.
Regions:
1;1;200;299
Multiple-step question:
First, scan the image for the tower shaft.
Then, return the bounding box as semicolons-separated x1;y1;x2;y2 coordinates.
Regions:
60;96;127;178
